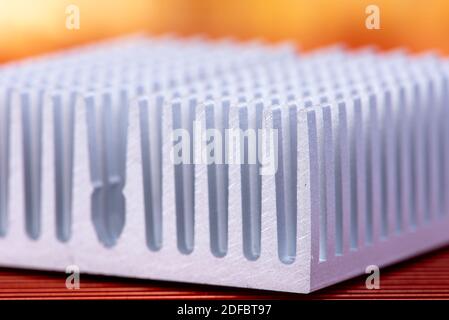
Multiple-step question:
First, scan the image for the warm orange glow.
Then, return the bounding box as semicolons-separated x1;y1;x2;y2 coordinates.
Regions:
0;0;448;62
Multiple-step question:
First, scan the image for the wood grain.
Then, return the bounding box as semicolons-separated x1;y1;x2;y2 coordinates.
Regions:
1;246;449;300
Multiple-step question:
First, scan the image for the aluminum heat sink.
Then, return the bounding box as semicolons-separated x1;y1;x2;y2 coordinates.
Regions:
0;35;448;293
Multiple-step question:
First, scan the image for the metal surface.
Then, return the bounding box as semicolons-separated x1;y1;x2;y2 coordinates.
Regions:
1;246;448;300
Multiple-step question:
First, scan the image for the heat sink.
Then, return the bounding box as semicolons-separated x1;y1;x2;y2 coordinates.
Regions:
0;35;448;293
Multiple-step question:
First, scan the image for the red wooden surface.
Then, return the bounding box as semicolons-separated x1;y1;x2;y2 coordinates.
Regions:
1;246;449;300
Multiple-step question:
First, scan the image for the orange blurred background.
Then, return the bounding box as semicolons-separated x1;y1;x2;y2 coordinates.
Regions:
0;0;448;63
